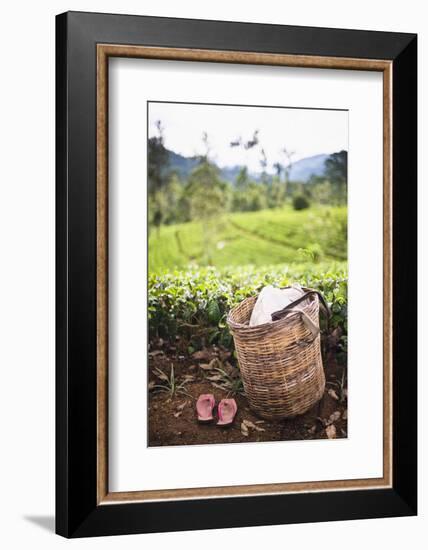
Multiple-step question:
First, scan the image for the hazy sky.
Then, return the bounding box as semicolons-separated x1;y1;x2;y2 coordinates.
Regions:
148;102;348;173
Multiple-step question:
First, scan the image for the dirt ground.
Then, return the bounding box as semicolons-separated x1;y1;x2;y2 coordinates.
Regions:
148;338;347;447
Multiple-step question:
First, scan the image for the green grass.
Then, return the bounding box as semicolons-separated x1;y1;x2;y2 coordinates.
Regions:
149;205;347;272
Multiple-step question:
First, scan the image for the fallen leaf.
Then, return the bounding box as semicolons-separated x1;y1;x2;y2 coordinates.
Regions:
206;374;223;382
203;359;225;377
182;374;195;382
173;411;182;418
176;401;188;411
255;420;265;424
326;424;337;439
148;350;164;357
308;425;317;434
327;411;341;425
148;380;156;390
242;419;265;433
328;388;339;400
241;422;249;437
223;361;239;378
243;419;257;429
152;368;169;381
199;363;212;371
211;382;227;391
192;350;210;360
209;358;222;369
342;409;348;420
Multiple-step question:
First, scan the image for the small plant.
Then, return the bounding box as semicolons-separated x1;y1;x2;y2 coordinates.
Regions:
151;364;191;399
326;368;347;403
297;243;323;263
292;194;310;210
205;363;244;396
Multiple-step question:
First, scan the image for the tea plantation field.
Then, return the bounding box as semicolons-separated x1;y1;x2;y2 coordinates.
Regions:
149;205;347;272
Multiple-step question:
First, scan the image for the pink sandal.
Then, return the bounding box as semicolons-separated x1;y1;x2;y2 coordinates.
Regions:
217;398;238;426
196;394;215;422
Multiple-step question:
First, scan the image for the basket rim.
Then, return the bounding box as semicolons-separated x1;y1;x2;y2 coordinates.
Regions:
227;286;318;332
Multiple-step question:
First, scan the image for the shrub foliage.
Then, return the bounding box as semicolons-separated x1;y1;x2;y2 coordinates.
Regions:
292;194;310;210
149;262;348;356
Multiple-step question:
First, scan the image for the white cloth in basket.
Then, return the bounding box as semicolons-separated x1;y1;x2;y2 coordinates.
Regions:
249;285;304;327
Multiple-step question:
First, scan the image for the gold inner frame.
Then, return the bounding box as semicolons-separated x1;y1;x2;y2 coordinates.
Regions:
96;44;393;505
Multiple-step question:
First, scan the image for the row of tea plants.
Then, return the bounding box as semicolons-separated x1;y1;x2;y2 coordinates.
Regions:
149;262;348;360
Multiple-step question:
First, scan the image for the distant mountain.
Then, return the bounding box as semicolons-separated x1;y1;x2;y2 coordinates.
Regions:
165;148;333;184
167;149;200;179
288;154;329;182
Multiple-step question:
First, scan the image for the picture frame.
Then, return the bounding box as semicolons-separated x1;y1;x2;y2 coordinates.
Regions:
56;11;417;538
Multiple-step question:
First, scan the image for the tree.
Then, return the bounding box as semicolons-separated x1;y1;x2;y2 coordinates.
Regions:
308;178;333;205
186;161;228;221
281;148;295;197
244;130;259;150
269;176;286;208
162;174;183;224
148;120;169;233
273;162;282;178
324;150;348;204
185;136;230;264
259;148;269;187
247;182;267;211
232;181;267;212
235;166;249;191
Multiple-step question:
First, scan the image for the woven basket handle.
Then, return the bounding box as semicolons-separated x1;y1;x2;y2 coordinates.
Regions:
271;289;330;321
271;289;330;345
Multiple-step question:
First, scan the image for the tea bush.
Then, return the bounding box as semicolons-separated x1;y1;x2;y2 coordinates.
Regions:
149;262;348;355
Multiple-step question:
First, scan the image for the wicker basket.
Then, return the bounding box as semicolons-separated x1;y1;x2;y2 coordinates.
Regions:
227;288;327;420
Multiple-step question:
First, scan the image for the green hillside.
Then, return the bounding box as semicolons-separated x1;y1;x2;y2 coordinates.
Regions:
149;205;347;272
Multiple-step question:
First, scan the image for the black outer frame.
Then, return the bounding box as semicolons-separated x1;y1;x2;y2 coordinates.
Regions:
56;11;417;538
